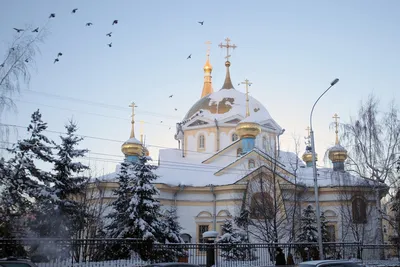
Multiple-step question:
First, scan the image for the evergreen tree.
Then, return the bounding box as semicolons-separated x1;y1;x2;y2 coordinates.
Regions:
106;155;163;261
297;205;319;260
3;110;55;226
320;212;329;242
297;205;318;243
218;219;256;261
29;121;89;239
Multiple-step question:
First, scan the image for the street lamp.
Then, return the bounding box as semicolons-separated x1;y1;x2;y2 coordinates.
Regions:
310;78;339;260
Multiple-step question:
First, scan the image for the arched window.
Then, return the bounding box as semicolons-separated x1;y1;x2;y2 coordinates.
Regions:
352;196;367;224
232;133;239;142
198;134;205;149
250;192;274;219
248;159;255;169
262;136;267;149
237;148;243;157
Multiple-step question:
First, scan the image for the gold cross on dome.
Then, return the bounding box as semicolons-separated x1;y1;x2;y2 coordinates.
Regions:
205;41;212;56
129;102;138;138
333;113;340;144
218;37;237;60
241;79;252;117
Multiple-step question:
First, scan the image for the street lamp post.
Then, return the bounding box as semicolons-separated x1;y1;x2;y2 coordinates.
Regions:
310;78;339;260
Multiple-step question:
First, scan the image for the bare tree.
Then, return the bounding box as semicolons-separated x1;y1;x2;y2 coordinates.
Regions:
0;22;50;141
341;95;400;251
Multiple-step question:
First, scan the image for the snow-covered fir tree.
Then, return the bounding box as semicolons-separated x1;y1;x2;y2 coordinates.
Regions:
106;155;164;260
3;110;55;227
29;121;89;239
320;211;329;242
297;205;318;242
218;219;255;261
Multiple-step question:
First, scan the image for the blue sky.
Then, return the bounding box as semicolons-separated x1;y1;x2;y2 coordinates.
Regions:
1;0;399;175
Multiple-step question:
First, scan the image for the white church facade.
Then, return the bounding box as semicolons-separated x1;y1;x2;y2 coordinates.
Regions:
89;38;387;246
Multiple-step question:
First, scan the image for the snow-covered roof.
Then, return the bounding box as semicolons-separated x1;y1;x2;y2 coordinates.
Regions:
329;144;347;152
184;89;279;127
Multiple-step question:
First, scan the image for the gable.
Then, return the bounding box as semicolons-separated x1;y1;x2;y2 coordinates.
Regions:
225;118;241;124
202;139;241;164
187;119;210;127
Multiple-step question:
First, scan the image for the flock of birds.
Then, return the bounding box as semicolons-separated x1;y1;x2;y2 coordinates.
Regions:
11;9;121;64
6;10;207;129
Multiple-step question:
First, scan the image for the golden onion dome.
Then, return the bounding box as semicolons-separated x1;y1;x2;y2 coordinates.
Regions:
302;151;318;164
121;137;143;156
204;58;212;72
235;121;261;139
328;144;348;163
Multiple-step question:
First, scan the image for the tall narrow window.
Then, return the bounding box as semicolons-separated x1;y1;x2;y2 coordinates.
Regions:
199;134;205;149
198;224;209;251
352;196;367;224
248;159;255;169
232;133;238;142
250;192;274;219
327;225;336;242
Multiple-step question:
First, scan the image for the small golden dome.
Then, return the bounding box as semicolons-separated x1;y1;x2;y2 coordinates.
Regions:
204;59;212;72
235;121;261;139
121;138;143;156
302;151;318;163
328;145;348;163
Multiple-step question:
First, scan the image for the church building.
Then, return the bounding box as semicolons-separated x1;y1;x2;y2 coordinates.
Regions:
90;38;387;247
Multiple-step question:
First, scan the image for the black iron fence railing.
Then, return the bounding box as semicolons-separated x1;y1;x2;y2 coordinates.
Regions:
0;239;399;267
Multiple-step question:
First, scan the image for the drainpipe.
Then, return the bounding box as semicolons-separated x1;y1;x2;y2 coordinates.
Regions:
210;184;217;231
174;184;185;207
214;119;220;151
276;128;285;157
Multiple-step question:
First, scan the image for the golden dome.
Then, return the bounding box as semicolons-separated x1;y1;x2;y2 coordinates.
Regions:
328;145;348;163
121;138;143;156
204;58;212;72
235;121;261;139
302;152;318;163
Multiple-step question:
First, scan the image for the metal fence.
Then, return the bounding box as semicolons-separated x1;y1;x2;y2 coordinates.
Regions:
1;239;400;267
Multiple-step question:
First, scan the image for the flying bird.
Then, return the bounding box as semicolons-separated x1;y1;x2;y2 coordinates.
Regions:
107;42;112;47
174;108;177;111
57;52;63;57
86;22;93;26
72;8;78;13
112;20;118;25
160;121;163;123
0;63;4;68
54;58;59;64
49;13;55;18
106;32;112;37
25;59;29;63
198;21;204;25
169;127;171;130
13;28;24;33
187;54;191;59
169;95;173;98
32;27;39;33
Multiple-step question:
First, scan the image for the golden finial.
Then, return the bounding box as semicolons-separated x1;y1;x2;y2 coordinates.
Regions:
219;37;237;90
129;102;137;138
201;41;213;98
241;79;252;117
333;113;340;145
218;37;237;61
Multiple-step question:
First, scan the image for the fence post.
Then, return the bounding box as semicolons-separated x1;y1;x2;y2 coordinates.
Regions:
203;231;219;267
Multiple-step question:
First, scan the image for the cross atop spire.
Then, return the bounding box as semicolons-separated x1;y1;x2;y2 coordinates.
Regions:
205;41;212;56
333;113;340;145
129;102;137;139
241;79;252;117
305;126;311;139
219;37;237;61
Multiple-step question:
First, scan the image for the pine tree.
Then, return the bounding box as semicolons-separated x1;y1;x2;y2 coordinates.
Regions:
29;120;89;239
106;155;163;261
320;212;329;242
